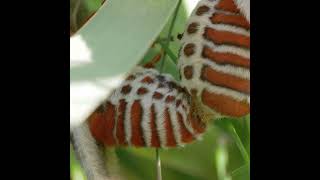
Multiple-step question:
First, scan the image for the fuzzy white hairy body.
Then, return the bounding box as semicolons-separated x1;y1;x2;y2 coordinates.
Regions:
90;66;206;148
234;0;250;22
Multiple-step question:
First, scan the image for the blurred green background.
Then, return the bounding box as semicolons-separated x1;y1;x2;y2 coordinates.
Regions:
70;0;250;179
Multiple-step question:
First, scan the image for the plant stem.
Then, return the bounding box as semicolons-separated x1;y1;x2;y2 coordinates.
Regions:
158;41;178;64
159;0;182;73
231;163;249;176
156;37;173;43
229;124;250;164
156;149;162;180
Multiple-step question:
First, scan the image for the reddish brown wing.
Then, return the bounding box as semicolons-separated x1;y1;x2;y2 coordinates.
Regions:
178;0;250;118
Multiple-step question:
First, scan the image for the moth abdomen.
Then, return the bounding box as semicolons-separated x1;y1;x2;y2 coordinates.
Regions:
89;67;207;148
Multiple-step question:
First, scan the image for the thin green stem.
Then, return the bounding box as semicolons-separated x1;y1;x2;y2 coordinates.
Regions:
229;124;250;164
231;163;249;176
156;37;173;43
158;40;178;64
159;0;182;73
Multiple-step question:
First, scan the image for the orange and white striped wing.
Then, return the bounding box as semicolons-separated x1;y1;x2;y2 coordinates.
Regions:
89;67;206;148
178;0;250;118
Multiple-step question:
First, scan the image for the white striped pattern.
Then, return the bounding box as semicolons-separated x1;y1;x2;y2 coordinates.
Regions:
178;0;250;118
89;66;206;148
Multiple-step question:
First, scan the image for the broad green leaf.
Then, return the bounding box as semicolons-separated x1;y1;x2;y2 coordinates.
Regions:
70;0;180;128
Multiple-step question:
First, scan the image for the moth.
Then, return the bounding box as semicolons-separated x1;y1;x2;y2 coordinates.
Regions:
178;0;250;118
89;66;207;148
71;56;210;180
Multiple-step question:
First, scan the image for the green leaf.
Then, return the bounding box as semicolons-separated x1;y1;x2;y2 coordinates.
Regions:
70;0;180;128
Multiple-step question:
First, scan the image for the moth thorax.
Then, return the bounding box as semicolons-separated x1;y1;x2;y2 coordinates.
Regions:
190;91;216;125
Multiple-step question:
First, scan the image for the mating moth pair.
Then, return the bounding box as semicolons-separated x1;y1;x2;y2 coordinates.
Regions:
89;0;250;148
71;0;250;179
